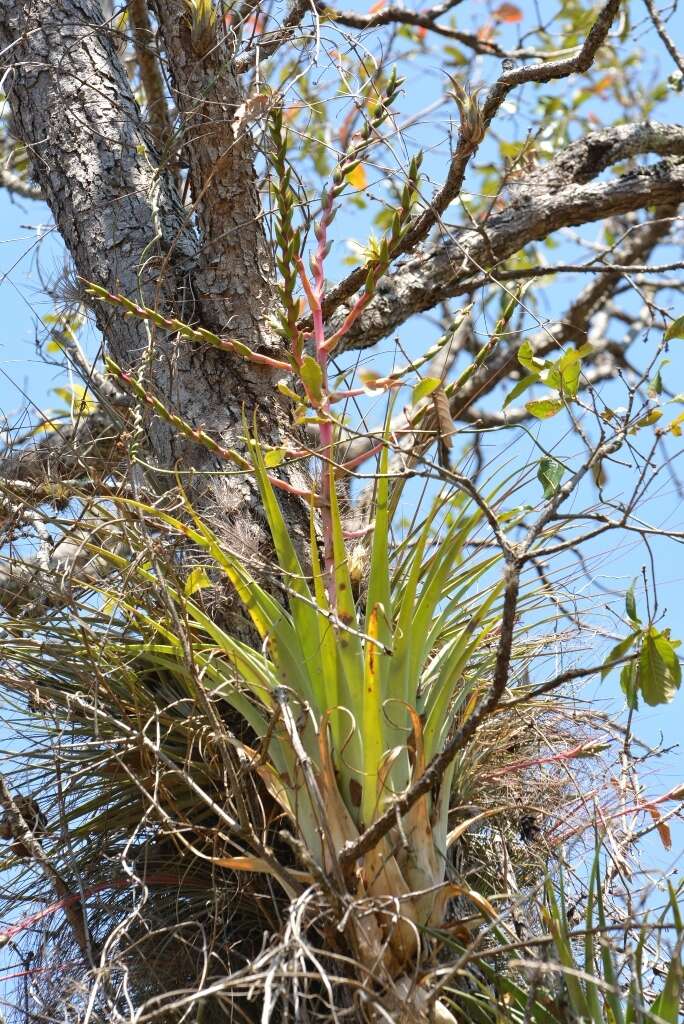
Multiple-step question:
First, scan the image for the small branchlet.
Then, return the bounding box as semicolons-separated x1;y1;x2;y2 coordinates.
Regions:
269;107;304;357
331;68;404;188
106;358;313;501
85;283;292;371
0;793;47;861
322;151;422;353
105;357;250;469
311;68;408;283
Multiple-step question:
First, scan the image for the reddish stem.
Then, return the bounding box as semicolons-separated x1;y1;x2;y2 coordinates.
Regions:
322;289;373;353
306;216;337;602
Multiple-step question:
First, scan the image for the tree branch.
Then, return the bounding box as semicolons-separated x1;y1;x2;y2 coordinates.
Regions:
0;778;96;965
234;0;311;73
0;163;43;200
0;1;298;500
0;0;199;479
642;0;684;76
150;0;276;343
315;0;511;58
313;0;624;324
334;157;684;351
526;121;684;188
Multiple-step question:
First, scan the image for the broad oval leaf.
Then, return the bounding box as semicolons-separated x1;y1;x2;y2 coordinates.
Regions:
625;581;640;625
638;628;681;706
503;372;538;409
537;456;564;499
518;341;545;373
526;397;563;419
299;355;324;403
184;566;213;596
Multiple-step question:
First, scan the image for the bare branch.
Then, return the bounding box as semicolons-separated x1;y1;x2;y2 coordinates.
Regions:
334;157;684;351
314;0;624;324
0;777;96;965
0;164;43;200
526;121;684;188
642;0;684;76
479;0;622;128
0;412;120;486
234;0;311;73
315;0;510;58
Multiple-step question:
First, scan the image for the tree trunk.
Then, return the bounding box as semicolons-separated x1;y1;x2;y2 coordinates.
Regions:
0;0;305;519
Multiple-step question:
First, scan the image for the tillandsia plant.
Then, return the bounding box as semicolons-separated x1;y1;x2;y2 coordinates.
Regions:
44;87;678;1021
2;0;684;1021
79;102;522;1016
0;57;669;1017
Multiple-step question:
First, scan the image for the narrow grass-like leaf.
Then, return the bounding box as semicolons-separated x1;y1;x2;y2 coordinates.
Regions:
583;857;604;1024
545;876;592;1020
249;434;326;713
361;604;385;828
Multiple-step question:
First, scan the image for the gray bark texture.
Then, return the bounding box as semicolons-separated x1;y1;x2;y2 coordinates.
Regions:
0;2;682;518
0;0;304;520
335;150;684;351
149;0;276;344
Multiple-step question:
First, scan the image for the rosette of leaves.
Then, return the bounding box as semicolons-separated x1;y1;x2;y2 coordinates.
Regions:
64;438;524;1003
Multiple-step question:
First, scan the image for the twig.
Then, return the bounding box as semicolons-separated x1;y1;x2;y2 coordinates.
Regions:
642;0;684;75
0;776;95;965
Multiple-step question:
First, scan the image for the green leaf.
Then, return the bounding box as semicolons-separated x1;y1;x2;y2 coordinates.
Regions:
625;581;640;625
558;347;582;398
601;632;638;680
632;408;662;430
648;946;683;1023
545;877;592;1020
620;661;639;709
503;372;538;409
537;456;564;499
299;355;323;403
649;369;664;398
651;629;682;686
639;628;681;706
411;376;441;404
584;859;604;1024
594;855;625;1024
184;566;213;596
276;381;304;405
263;448;287;468
518;340;545;373
664;314;684;341
526;397;563;419
247;431;324;712
326;461;364;703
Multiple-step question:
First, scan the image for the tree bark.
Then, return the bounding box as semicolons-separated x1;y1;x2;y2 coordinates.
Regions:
333;155;684;351
150;0;276;345
0;0;303;517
